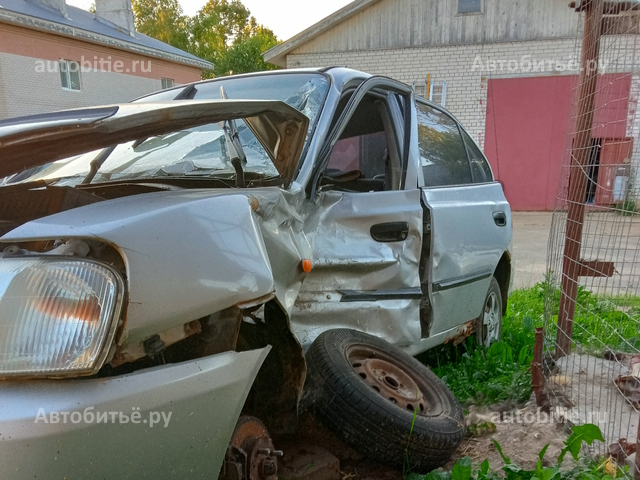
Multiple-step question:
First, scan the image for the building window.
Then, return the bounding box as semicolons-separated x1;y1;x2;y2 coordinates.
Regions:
161;78;174;89
59;59;81;91
458;0;482;14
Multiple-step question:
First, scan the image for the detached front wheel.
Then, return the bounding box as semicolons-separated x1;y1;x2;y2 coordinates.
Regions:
304;329;465;472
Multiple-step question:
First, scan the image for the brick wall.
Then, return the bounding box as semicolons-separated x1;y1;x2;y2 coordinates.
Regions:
286;37;610;148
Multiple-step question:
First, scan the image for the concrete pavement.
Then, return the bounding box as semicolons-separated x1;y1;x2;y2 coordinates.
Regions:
511;212;553;290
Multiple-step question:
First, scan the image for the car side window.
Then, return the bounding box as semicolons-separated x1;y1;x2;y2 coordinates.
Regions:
327;132;388;180
322;93;403;192
416;102;472;187
461;129;493;183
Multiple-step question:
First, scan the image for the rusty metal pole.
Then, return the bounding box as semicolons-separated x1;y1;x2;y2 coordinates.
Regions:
556;0;605;358
532;327;549;408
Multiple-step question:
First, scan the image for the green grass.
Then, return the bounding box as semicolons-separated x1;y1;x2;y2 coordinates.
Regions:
418;280;640;406
546;285;640;354
417;285;544;405
613;200;637;216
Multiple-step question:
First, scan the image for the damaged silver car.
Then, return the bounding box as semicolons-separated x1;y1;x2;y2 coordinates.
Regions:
0;68;512;479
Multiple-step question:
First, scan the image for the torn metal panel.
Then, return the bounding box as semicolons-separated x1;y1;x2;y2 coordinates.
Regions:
291;294;422;350
291;188;423;349
0;100;309;187
248;188;312;314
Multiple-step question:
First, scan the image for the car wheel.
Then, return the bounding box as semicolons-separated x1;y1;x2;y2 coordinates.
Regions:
476;276;503;348
304;329;465;472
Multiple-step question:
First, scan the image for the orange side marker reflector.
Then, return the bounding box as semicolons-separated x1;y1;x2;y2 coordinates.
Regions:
301;259;313;273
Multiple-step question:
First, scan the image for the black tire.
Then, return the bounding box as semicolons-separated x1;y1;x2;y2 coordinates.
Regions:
304;329;465;472
476;276;503;348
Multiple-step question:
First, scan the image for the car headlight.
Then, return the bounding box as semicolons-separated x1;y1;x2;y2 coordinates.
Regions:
0;257;124;377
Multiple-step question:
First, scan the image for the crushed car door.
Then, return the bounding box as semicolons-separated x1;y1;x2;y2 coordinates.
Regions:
416;100;511;338
291;78;424;349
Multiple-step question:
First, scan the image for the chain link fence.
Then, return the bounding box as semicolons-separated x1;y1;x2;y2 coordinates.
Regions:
543;0;640;471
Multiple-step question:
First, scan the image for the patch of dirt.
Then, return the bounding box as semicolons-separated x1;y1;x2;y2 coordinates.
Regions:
277;412;403;480
274;353;640;479
552;354;638;449
446;401;572;471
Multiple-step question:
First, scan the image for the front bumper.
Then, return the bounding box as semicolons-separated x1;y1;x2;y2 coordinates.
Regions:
0;348;270;479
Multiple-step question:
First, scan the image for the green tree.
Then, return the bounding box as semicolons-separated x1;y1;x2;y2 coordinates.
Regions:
215;24;279;76
131;0;279;78
190;0;278;77
132;0;190;52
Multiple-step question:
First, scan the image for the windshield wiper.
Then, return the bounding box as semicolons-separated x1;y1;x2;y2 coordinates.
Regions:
219;86;246;188
81;145;116;184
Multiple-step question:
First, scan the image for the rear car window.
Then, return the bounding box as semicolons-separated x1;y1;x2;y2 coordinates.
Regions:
416;102;472;187
461;129;493;183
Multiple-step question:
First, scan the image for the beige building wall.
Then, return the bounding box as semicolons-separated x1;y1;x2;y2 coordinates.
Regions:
0;23;203;119
286;35;640;148
0;51;162;119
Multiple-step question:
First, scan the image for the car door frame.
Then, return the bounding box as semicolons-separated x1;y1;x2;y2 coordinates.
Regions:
290;77;426;350
308;76;421;197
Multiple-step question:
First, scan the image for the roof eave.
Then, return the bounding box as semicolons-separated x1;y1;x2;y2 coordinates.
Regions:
0;9;214;71
263;0;382;67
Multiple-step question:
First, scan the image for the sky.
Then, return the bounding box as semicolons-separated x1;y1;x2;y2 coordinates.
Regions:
65;0;353;41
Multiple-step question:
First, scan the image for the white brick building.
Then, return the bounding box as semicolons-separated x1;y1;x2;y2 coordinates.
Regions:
264;0;640;210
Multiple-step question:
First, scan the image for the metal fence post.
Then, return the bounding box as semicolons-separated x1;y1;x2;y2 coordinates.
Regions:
556;0;605;358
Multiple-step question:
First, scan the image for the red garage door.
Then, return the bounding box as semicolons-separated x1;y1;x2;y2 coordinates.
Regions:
484;74;631;211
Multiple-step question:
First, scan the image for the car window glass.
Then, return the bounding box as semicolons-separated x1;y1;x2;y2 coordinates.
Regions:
20;122;278;186
323;95;400;192
416;102;472;187
461;129;493;183
191;74;329;149
327;132;388;179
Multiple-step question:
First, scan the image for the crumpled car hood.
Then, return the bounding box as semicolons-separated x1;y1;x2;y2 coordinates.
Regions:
0;100;309;187
1;188;311;348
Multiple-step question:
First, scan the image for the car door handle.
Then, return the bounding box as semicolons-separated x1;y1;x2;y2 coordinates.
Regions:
370;222;409;242
493;211;507;227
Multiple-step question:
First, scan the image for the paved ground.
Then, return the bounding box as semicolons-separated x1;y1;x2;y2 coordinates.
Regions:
511;210;640;293
511;212;553;290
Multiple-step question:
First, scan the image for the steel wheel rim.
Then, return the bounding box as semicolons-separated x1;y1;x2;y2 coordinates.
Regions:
347;345;444;417
481;291;501;347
